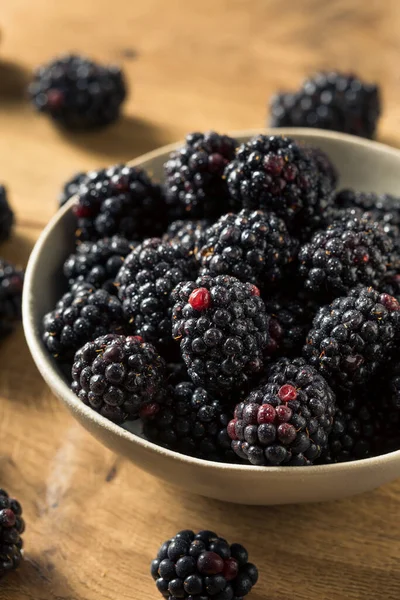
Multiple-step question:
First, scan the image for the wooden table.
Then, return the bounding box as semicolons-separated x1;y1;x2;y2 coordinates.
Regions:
1;1;400;598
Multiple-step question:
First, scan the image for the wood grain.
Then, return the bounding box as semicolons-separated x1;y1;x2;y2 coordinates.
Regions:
1;1;400;598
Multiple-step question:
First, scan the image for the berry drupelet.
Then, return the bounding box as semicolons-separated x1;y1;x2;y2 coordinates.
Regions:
0;185;14;241
269;71;381;139
71;334;166;423
73;164;166;242
198;210;297;287
0;259;24;339
29;54;126;129
151;529;258;599
59;171;88;208
42;284;125;361
116;238;197;346
303;286;400;392
143;382;236;462
162;219;211;253
63;235;135;293
171;275;270;394
164;131;238;220
228;357;335;466
0;489;25;578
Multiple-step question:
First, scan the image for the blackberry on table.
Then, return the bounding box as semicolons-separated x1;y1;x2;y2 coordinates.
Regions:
73;164;166;242
303;286;400;392
151;529;258;599
269;71;381;139
0;185;14;241
198;210;297;287
171;274;270;394
59;171;88;208
0;489;25;578
164;131;238;220
143;382;237;462
116;238;197;347
63;235;135;293
42;284;125;361
228;357;335;466
29;54;126;129
0;259;24;339
71;333;166;423
162;219;211;253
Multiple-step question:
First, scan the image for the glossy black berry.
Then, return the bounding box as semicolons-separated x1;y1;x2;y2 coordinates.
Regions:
162;219;211;253
0;489;25;578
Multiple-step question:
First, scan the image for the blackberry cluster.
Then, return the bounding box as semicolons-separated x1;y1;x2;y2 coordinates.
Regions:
29;54;126;129
228;358;335;465
73;164;166;242
303;286;400;392
42;284;125;361
0;259;24;339
171;275;270;393
59;171;88;208
270;71;381;138
116;238;197;346
164;131;238;220
143;382;236;462
0;489;25;578
151;530;258;600
63;235;134;293
0;185;14;241
198;210;296;287
71;334;166;423
162;219;210;253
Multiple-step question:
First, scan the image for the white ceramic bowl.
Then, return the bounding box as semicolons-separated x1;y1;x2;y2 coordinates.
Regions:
22;128;400;505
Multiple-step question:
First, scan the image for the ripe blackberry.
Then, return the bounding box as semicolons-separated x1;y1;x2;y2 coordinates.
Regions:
171;275;270;394
0;185;14;241
116;238;197;346
29;54;126;129
198;210;297;287
303;286;400;392
63;235;135;293
162;219;211;253
42;284;125;361
73;165;166;242
151;529;258;599
270;72;380;139
59;171;88;208
0;489;25;578
72;334;166;423
304;146;338;189
164;131;238;220
0;259;24;339
143;382;237;462
229;357;335;465
298;214;394;297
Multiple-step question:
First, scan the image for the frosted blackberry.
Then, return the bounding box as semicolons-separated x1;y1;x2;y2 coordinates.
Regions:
298;214;393;297
0;185;14;241
42;284;125;361
0;259;24;339
143;382;236;462
59;171;88;207
29;54;126;129
162;219;210;253
171;275;269;394
63;235;135;293
151;530;258;599
164;131;238;220
270;72;380;138
116;238;197;346
72;334;166;423
303;286;400;392
0;489;25;578
198;210;297;287
73;164;166;242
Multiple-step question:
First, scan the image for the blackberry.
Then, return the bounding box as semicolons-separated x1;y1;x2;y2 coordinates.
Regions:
72;334;166;423
298;214;394;297
0;489;25;578
0;259;24;339
270;72;380;139
143;382;237;462
151;530;258;599
73;165;166;242
63;235;135;293
303;286;400;392
304;146;338;189
29;54;126;129
59;171;88;208
116;238;197;346
229;357;335;466
42;284;125;361
0;185;14;241
162;219;211;253
198;210;297;287
171;275;269;394
164;131;238;220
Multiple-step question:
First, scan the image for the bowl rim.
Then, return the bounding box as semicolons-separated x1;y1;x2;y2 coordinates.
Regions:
22;127;400;477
